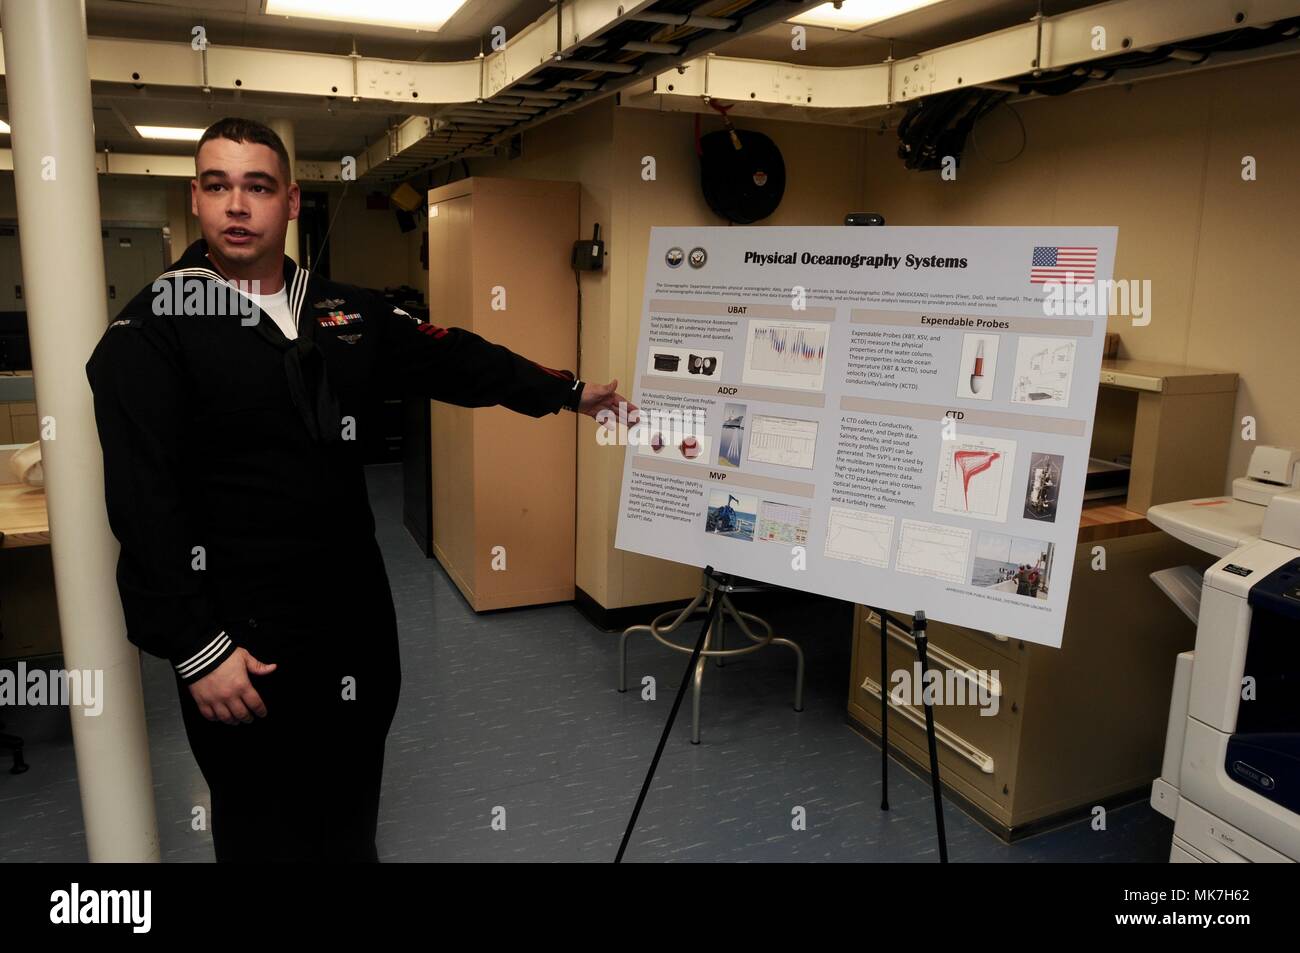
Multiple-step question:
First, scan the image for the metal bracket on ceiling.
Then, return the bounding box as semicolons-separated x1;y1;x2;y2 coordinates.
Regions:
885;39;895;108
556;0;564;61
349;38;361;102
1032;0;1044;78
199;33;210;94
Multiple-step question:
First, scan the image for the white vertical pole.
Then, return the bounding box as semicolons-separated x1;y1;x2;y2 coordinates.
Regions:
2;0;160;862
268;118;300;262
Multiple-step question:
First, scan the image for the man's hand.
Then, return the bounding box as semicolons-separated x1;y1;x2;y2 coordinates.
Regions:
578;378;639;430
188;648;277;725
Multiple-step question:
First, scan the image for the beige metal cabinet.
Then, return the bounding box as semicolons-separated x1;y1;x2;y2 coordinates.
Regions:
849;526;1213;839
847;360;1239;837
425;177;580;611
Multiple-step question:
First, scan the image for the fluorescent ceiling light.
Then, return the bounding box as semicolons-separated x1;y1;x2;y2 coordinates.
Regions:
791;0;946;30
264;0;468;31
136;125;205;141
0;120;9;134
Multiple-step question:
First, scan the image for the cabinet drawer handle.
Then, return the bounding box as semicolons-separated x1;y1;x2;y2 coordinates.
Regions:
860;674;996;774
867;611;1003;699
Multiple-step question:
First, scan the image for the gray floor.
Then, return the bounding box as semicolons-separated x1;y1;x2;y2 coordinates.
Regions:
1;463;1174;862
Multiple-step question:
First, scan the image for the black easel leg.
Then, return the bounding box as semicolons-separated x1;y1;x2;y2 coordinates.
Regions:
615;568;725;863
878;608;889;811
913;611;949;863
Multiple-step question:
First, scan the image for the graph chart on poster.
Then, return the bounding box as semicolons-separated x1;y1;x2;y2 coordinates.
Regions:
614;226;1117;647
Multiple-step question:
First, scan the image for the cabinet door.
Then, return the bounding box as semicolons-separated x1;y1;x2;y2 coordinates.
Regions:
427;196;478;597
425;197;472;330
103;227;167;320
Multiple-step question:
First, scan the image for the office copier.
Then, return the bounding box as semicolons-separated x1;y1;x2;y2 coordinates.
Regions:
1147;446;1300;862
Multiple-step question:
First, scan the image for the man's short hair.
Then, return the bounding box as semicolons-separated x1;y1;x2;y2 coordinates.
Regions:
195;117;292;184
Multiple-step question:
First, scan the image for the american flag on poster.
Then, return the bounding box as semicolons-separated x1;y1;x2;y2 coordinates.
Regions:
1030;245;1097;283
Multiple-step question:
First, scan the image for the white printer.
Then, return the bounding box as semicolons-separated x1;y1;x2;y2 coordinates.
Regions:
1147;446;1300;862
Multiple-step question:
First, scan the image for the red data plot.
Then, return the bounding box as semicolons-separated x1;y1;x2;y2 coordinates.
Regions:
954;450;1001;510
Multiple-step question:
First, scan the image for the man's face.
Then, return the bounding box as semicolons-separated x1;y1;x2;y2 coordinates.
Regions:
190;137;299;271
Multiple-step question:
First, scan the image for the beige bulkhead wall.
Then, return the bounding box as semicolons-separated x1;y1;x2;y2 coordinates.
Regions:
862;53;1300;492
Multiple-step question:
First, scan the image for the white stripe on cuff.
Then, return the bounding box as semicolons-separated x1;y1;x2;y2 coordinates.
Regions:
176;631;232;678
290;268;307;327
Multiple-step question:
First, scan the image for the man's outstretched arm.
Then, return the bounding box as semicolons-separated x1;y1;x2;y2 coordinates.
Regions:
376;303;637;425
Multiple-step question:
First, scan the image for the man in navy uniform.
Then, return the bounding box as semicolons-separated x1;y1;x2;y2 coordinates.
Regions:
86;117;634;862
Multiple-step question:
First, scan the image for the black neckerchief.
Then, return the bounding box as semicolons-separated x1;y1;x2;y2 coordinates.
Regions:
168;240;340;444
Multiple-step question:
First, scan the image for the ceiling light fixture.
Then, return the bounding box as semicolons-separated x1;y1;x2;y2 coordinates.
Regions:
135;125;206;141
791;0;946;31
263;0;469;32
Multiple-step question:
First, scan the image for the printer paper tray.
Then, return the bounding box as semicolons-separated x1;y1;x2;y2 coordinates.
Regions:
1150;565;1203;625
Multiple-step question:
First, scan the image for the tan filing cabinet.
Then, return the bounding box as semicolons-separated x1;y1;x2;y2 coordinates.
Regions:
424;177;579;611
848;527;1213;839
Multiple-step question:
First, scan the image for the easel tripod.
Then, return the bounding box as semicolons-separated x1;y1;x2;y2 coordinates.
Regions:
869;606;949;863
614;565;949;862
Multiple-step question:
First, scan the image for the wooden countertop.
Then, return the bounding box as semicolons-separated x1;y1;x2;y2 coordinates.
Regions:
1077;500;1152;543
0;482;49;548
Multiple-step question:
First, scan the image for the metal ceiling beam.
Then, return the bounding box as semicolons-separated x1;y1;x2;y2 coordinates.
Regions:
0;0;664;181
429;0;830;167
622;40;685;55
0;148;392;183
546;58;640;72
628;11;738;30
0;0;660;106
638;0;1300;115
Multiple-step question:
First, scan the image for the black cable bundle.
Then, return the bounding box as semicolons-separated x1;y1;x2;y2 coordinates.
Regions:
896;88;1008;172
894;15;1300;172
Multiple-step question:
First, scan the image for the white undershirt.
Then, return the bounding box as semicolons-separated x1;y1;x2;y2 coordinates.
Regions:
239;285;297;341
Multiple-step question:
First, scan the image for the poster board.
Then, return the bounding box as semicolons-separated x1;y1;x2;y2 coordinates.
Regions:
613;226;1118;647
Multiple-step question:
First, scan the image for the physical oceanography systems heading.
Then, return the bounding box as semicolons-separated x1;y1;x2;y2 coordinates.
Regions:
742;250;969;270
